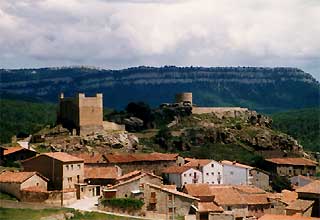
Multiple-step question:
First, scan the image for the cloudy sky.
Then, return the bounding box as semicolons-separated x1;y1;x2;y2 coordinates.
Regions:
0;0;319;80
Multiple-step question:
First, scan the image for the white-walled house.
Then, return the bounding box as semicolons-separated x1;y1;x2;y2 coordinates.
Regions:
221;160;252;185
162;166;202;188
184;159;223;184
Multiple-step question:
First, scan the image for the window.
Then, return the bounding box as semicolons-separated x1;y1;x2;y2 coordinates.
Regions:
36;182;39;186
78;164;81;169
189;173;192;177
66;165;69;170
168;194;172;201
227;206;232;211
206;173;209;176
184;173;187;177
230;171;234;175
211;164;214;167
218;172;220;175
169;208;176;213
212;181;214;184
211;172;214;175
184;182;187;185
81;188;84;192
71;165;73;170
68;177;72;182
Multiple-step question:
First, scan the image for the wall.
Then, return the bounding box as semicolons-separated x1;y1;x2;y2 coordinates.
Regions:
268;163;316;177
23;155;63;190
249;169;270;191
103;121;125;131
222;205;248;219
192;107;249;119
248;204;270;218
209;213;234;220
0;182;21;199
62;162;84;189
21;175;47;191
222;164;249;185
181;169;202;187
290;176;312;188
202;161;223;184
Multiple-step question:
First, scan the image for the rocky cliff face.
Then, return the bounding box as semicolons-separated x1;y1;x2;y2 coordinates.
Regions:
1;66;319;112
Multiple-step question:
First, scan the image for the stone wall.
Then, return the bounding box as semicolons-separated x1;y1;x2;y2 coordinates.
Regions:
116;161;176;176
192;107;250;119
0;182;21;199
20;189;76;205
103;121;125;131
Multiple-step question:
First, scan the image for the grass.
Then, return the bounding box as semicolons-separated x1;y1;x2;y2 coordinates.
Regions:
0;192;18;201
0;207;147;220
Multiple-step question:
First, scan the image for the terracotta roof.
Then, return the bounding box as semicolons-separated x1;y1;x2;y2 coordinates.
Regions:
296;180;320;195
209;186;246;205
4;147;28;155
84;166;119;179
221;160;253;169
258;214;318;220
0;171;48;183
147;183;199;201
71;152;106;164
281;190;298;205
110;172;162;189
43;152;84;163
184;159;213;168
163;166;193;174
234;185;266;194
286;199;314;211
197;202;223;213
116;170;142;182
242;194;269;205
105;152;178;163
184;184;214;197
265;158;318;166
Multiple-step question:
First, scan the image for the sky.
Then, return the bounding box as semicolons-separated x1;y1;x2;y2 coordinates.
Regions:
0;0;319;80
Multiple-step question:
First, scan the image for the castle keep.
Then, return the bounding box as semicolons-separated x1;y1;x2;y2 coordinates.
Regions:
57;93;103;135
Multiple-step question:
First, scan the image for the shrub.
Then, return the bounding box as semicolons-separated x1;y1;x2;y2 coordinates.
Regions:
100;198;144;210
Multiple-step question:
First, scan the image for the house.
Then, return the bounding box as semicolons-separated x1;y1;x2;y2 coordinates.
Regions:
265;158;318;177
221;160;252;185
144;183;199;219
104;152;178;175
184;159;223;184
22;152;84;190
285;199;314;217
296;180;320;217
84;166;121;186
249;168;270;191
103;171;162;199
0;171;48;199
3;146;37;162
163;166;202;188
196;201;224;220
258;214;319;220
291;175;314;189
71;152;108;166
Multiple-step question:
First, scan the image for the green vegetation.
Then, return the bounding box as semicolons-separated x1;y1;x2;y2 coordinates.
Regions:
101;198;144;210
0;192;18;201
0;207;145;220
0;99;57;143
270;175;292;192
272;108;320;152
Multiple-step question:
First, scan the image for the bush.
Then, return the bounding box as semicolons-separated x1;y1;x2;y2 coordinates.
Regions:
100;198;144;210
271;175;292;192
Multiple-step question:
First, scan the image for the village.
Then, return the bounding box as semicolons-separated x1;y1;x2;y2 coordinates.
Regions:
0;93;319;220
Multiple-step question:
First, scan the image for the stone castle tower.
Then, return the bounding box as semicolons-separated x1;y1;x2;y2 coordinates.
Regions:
57;93;103;135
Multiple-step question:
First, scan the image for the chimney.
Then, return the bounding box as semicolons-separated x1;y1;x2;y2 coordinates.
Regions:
232;161;237;165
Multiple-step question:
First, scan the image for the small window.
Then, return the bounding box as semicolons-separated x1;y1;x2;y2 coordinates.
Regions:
227;206;232;211
218;172;220;175
230;171;234;175
184;173;187;177
206;173;209;176
212;181;214;184
78;164;81;169
36;182;39;186
211;172;214;175
71;165;73;170
81;188;84;192
211;164;214;167
184;182;187;185
189;173;192;177
66;165;69;170
168;194;173;201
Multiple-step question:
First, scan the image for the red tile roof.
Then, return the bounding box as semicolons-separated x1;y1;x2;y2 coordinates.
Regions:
197;202;224;213
234;185;266;194
286;199;314;212
184;159;212;168
163;166;193;174
43;152;84;163
71;152;106;164
221;160;253;169
147;183;199;201
184;184;214;197
110;172;162;189
281;190;298;205
116;170;142;182
84;166;119;179
296;180;320;195
242;194;269;205
258;214;318;220
0;171;48;183
3;147;28;155
105;152;178;163
265;158;318;166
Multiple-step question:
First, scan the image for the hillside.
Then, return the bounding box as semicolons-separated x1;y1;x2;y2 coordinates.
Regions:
0;99;56;143
272;108;320;152
1;66;319;113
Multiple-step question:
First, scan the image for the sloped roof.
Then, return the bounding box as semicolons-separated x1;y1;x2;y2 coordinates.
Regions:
184;159;213;168
72;152;106;164
209;186;246;205
3;147;34;156
116;170;142;182
242;194;269;205
258;214;318;220
286;199;314;211
221;160;253;169
163;166;194;174
43;152;84;163
110;172;162;189
234;185;266;194
84;166;119;179
265;158;318;166
105;152;178;163
0;171;48;183
147;183;199;201
281;190;298;205
296;180;320;195
197;202;224;213
184;184;214;197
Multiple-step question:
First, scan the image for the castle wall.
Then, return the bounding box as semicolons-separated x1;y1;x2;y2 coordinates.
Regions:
175;93;193;105
192;107;250;118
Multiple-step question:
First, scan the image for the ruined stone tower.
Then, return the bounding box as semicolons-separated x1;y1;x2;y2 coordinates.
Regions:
175;92;193;105
57;93;103;135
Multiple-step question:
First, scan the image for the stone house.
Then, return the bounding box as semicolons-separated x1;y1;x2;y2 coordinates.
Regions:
71;152;108;166
196;201;224;220
249;168;270;191
84;166;121;186
184;159;223;185
290;175;314;189
265;158;318;177
144;183;199;219
296;180;320;217
104;152;178;175
3;146;37;162
22;152;84;190
163;166;202;189
104;171;162;199
0;171;48;199
285;199;314;217
221;160;252;185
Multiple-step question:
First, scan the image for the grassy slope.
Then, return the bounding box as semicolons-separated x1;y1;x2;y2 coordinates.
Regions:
0;208;145;220
272;108;320;152
0;99;57;143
